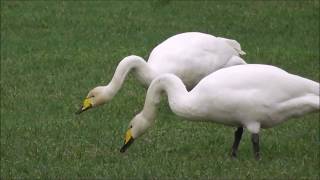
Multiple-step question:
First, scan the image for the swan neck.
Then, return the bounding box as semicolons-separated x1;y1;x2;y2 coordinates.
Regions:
142;74;189;121
108;55;155;97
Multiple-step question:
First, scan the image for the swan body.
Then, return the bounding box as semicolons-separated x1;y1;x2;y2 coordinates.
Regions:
146;32;246;88
120;64;319;159
76;32;246;113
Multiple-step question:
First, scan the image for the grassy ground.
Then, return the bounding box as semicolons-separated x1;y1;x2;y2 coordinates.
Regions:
1;1;319;179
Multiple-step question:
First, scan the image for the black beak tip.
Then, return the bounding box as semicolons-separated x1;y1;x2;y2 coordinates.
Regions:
119;138;134;153
119;147;126;153
120;143;129;153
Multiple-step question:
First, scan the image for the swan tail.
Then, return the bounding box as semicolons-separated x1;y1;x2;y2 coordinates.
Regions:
219;37;246;55
274;94;320;121
224;56;247;67
302;78;319;96
313;82;320;96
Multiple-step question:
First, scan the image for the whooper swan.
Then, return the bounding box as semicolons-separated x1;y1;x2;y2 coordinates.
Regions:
120;64;319;160
76;32;246;114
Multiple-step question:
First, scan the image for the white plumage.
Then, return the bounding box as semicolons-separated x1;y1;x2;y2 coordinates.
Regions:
76;32;246;113
120;64;319;159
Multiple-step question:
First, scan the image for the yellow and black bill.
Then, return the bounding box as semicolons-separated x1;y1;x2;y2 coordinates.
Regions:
75;98;93;115
120;128;135;153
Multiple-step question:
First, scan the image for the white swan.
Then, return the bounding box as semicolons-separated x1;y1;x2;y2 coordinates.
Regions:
76;32;246;114
120;64;320;160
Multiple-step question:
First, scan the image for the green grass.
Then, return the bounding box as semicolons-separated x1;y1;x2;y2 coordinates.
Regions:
1;0;319;179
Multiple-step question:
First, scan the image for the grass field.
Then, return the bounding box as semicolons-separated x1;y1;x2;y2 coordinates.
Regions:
1;1;319;179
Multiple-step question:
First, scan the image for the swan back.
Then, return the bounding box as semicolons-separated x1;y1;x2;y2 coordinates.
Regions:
187;64;319;127
147;32;246;88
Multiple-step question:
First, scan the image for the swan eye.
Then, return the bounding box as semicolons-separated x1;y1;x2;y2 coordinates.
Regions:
130;125;133;128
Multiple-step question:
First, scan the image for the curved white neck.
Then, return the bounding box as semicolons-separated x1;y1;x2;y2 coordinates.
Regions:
107;55;156;97
141;74;190;121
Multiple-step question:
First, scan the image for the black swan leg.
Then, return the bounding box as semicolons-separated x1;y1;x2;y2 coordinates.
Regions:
231;127;243;158
251;133;260;160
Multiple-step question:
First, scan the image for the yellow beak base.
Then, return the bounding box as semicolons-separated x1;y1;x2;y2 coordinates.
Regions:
75;98;92;114
120;129;135;153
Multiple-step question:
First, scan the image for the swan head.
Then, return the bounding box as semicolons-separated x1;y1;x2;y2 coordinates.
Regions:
120;113;153;153
76;86;114;114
